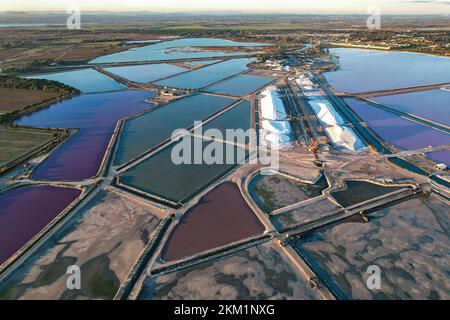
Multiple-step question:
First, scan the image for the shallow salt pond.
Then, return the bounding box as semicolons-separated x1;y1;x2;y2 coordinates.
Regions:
292;197;450;299
372;88;450;128
180;60;221;68
345;98;450;165
205;74;275;97
119;136;247;204
114;94;235;166
249;173;329;213
0;185;81;266
0;189;161;300
155;58;254;89
26;68;124;93
16;91;154;181
201;100;251;143
90;38;267;64
330;180;404;207
104;63;187;83
324;48;450;93
161;182;264;261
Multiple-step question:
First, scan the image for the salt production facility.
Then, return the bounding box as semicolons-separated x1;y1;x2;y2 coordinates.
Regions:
0;36;449;301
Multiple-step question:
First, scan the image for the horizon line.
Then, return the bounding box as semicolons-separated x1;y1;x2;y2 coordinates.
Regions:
1;10;449;16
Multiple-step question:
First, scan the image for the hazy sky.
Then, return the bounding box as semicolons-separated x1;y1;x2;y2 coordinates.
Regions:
2;0;450;14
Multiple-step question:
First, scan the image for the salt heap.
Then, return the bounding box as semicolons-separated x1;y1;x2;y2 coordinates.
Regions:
260;87;295;149
295;75;366;152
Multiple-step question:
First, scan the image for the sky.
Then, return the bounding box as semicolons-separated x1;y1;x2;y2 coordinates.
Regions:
2;0;450;14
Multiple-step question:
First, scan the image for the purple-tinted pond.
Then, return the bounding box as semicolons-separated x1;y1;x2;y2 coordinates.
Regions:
15;91;154;181
345;98;450;165
0;185;81;266
372;89;450;128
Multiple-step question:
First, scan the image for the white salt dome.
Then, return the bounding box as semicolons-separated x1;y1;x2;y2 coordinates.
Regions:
295;73;366;152
260;87;288;121
309;98;346;126
325;126;366;152
261;119;293;134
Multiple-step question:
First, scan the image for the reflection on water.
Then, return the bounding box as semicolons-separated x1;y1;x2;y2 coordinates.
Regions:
26;69;124;93
345;98;450;165
16;91;154;180
373;88;450;127
104;63;187;83
120;137;247;204
206;74;275;97
202;100;251;143
155;58;255;89
115;94;235;165
0;185;81;266
90;38;267;64
324;48;450;93
161;182;264;261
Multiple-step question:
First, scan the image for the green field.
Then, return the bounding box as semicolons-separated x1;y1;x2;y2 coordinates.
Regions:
0;126;56;167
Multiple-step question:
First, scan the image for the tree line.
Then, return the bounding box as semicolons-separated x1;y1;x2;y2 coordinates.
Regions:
0;75;80;94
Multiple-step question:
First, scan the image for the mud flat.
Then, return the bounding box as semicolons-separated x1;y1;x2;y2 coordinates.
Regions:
330;180;404;208
293;196;450;300
139;240;320;300
0;190;163;300
161;182;264;261
249;173;328;213
270;198;341;230
0;185;81;267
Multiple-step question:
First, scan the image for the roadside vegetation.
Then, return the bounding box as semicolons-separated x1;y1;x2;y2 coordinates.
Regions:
0;126;68;174
0;75;79;93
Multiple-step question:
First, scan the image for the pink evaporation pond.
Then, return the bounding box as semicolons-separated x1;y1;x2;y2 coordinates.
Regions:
345;98;450;165
15;90;154;181
0;185;81;266
162;182;265;261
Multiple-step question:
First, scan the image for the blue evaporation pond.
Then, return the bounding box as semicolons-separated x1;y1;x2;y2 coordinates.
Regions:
345;98;450;165
155;58;254;89
205;74;274;97
119;137;247;203
104;63;187;83
202;100;251;143
89;38;267;64
324;48;450;93
26;68;124;93
15;91;154;181
114;94;235;165
372;88;450;128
